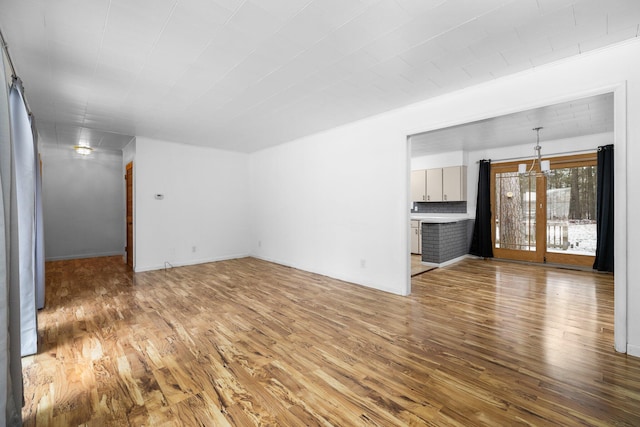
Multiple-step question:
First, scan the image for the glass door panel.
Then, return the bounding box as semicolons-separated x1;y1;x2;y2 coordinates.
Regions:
495;172;536;251
493;171;541;261
545;165;597;266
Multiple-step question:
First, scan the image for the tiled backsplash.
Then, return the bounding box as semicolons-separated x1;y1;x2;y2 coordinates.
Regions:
412;201;467;214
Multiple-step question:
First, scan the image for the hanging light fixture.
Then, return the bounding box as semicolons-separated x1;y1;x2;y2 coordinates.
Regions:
518;127;550;175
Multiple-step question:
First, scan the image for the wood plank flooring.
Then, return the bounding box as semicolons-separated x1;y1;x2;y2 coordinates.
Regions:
22;256;640;426
411;254;436;276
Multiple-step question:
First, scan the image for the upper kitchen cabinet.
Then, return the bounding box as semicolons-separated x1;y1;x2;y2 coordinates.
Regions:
426;168;443;202
411;170;427;202
442;166;467;201
411;166;467;202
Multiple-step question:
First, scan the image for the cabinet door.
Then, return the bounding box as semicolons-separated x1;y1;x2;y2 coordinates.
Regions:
442;166;467;201
411;221;421;254
411;170;426;202
426;168;443;202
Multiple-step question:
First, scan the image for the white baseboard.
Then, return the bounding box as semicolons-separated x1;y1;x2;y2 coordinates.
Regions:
420;254;470;268
627;343;640;358
134;253;249;272
45;251;124;261
250;254;405;296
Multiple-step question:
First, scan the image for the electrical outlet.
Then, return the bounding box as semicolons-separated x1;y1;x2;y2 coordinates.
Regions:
258;240;262;248
360;259;366;268
192;246;196;253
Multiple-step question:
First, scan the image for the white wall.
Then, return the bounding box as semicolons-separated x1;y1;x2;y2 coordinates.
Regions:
134;137;250;271
248;39;638;355
41;144;124;260
412;150;467;170
249;126;408;295
123;137;136;166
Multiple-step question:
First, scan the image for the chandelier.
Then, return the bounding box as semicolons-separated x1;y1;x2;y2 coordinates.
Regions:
518;127;550;175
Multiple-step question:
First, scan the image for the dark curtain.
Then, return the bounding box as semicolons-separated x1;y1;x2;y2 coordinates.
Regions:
469;160;493;258
593;144;614;272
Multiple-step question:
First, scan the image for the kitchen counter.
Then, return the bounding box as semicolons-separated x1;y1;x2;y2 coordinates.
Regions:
412;215;475;266
410;214;472;223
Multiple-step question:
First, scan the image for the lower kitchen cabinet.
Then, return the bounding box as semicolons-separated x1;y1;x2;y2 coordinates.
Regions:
411;220;422;254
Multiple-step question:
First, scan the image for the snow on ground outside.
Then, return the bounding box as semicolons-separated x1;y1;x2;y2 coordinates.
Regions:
548;223;596;255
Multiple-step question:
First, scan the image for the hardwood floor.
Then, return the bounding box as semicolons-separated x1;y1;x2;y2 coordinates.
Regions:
410;254;436;276
22;256;640;426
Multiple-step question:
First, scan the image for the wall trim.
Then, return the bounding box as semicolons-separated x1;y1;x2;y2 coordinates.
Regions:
45;251;124;261
133;253;250;273
420;254;471;268
252;254;407;296
627;344;640;358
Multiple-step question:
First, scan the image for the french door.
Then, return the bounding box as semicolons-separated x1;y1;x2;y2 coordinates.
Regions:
491;153;597;267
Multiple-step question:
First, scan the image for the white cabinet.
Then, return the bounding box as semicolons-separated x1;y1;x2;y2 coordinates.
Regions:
442;166;467;201
411;170;426;202
426;168;443;202
411;220;422;254
412;166;467;202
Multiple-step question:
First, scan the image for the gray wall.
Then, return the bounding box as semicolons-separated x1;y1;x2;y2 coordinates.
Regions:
41;145;124;260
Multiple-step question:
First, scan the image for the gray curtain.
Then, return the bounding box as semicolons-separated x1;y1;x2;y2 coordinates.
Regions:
9;78;37;356
32;117;44;310
1;50;22;426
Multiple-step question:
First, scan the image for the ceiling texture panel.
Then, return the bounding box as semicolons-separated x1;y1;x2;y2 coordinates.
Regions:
410;93;614;157
0;0;638;153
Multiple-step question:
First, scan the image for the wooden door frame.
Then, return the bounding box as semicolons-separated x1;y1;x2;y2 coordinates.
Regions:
543;153;597;267
125;161;133;269
490;161;545;263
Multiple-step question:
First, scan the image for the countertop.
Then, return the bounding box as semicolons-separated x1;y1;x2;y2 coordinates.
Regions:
410;214;473;223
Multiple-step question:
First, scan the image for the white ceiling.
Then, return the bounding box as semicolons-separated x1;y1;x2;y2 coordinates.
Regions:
1;0;639;153
410;92;613;157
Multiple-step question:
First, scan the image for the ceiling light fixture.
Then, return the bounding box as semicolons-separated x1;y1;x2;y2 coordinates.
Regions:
518;127;550;175
73;144;93;156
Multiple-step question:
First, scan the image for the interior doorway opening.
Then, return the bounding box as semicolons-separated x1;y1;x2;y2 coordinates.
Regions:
405;85;626;353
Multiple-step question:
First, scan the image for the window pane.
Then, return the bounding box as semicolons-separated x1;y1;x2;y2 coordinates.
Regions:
495;172;536;251
546;166;597;255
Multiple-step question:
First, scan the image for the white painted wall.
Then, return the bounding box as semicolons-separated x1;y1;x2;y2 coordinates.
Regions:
248;39;638;355
123;137;136;166
249;126;408;295
41;144;124;260
411;150;467;170
134;137;250;271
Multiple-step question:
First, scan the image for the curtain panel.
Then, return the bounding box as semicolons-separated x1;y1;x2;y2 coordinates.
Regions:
469;160;493;258
9;79;38;357
593;144;614;272
32;117;44;310
1;50;22;427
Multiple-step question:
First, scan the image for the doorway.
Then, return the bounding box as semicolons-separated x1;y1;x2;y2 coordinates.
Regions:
491;153;597;267
125;161;133;268
406;86;626;353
